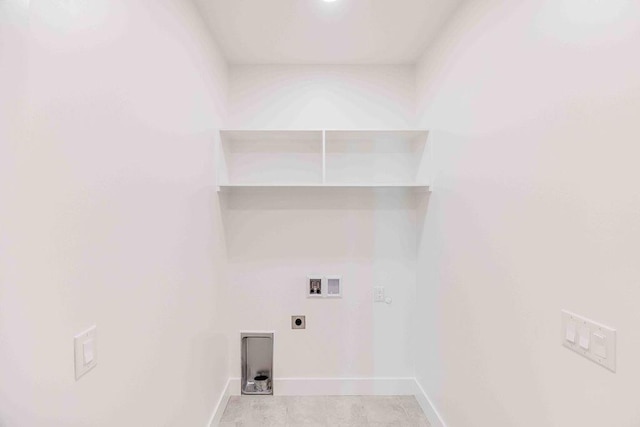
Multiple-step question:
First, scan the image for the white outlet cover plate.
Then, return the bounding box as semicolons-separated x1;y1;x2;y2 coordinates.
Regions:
561;310;616;372
74;325;97;380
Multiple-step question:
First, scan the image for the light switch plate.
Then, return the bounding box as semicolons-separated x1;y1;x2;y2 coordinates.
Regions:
74;325;97;380
561;310;616;372
565;320;576;344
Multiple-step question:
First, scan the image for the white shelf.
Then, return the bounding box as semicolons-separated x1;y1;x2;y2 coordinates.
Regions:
220;130;323;142
218;183;430;192
324;130;429;143
216;129;431;191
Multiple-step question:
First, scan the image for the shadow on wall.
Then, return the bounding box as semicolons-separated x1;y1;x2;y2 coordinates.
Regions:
219;189;422;262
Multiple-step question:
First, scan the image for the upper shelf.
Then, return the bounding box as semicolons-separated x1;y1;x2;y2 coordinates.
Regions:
220;130;323;143
216;129;431;192
325;130;429;143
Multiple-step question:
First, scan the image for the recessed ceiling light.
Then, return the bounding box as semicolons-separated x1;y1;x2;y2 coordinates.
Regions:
323;0;338;2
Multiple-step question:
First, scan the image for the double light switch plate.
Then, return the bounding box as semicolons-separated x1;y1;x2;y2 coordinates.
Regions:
562;310;616;372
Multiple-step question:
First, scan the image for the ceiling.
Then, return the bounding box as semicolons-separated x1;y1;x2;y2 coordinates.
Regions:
195;0;463;64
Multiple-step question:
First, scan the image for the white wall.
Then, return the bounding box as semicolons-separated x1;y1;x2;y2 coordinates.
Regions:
0;0;228;425
224;65;419;382
415;0;640;425
228;65;416;130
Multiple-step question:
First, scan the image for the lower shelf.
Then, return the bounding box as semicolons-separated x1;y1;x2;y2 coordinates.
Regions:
218;183;430;192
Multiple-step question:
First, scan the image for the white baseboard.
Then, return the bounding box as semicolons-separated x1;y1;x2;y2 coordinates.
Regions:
227;377;417;396
207;378;232;427
413;379;446;427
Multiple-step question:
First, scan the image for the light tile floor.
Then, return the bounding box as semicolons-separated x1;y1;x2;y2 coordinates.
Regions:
219;395;431;427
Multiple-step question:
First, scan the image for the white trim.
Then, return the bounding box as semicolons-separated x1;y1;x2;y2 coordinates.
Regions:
414;379;447;427
227;377;416;396
207;378;232;427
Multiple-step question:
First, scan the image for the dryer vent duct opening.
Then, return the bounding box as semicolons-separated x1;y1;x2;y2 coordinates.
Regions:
241;332;274;395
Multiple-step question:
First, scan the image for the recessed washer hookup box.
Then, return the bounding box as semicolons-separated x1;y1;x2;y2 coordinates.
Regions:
241;332;274;395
